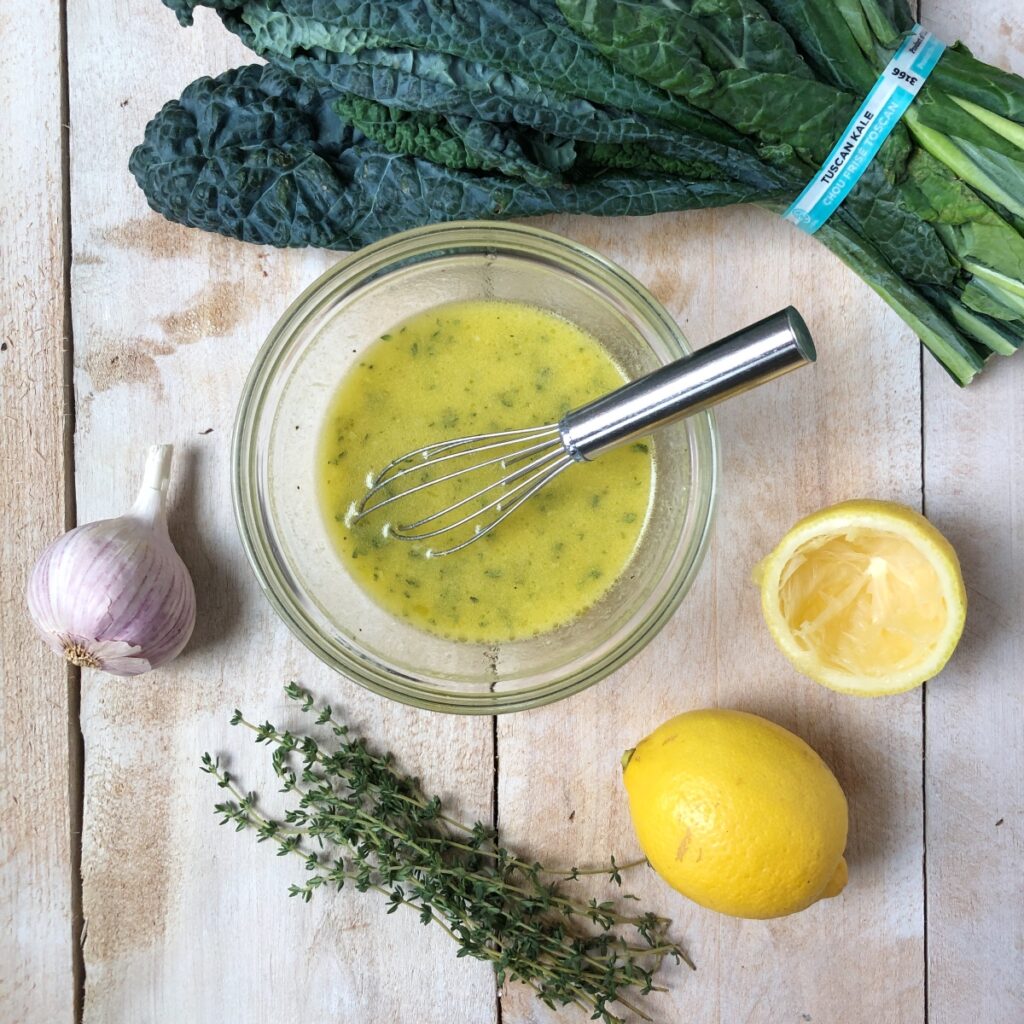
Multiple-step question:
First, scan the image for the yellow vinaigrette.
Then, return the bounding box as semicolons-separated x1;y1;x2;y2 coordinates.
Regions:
317;300;654;642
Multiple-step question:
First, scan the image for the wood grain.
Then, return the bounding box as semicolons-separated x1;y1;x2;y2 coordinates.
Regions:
920;5;1024;1021
497;208;926;1024
0;1;77;1021
45;3;1022;1024
66;7;495;1022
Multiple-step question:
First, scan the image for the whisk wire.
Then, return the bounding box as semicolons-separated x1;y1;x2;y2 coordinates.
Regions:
371;424;559;484
356;425;562;519
393;446;573;537
402;454;576;556
349;307;813;557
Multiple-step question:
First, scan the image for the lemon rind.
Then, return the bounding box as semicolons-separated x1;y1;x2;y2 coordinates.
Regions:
758;501;966;697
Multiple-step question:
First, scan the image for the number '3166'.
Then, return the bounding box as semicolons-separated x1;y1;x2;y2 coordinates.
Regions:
891;66;920;86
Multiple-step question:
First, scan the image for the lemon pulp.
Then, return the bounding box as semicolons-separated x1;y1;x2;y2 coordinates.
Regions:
780;529;947;677
757;500;966;695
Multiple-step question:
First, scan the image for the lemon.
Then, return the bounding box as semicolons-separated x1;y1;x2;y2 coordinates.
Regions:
623;710;848;919
754;500;966;696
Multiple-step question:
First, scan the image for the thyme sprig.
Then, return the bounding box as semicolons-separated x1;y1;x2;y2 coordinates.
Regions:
201;683;692;1023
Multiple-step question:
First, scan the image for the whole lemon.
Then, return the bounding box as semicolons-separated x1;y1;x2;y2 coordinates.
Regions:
623;709;848;919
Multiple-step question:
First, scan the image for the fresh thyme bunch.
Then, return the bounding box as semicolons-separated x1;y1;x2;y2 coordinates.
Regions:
202;683;692;1023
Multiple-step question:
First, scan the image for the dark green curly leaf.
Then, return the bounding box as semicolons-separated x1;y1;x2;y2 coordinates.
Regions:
276;48;782;189
130;64;770;251
163;0;723;134
332;95;570;185
755;0;884;94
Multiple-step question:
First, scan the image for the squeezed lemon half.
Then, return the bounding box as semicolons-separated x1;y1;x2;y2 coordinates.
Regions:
754;500;966;696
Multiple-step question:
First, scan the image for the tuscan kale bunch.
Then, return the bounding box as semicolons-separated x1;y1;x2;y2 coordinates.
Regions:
131;0;1024;383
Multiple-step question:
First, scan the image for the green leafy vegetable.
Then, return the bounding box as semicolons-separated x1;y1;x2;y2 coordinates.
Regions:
132;0;1024;384
203;684;692;1024
129;64;771;251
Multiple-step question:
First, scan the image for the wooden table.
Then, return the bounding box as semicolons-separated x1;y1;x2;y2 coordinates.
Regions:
3;3;1021;1022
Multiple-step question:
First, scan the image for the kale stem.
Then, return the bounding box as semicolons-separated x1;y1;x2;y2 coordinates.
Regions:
813;213;985;384
903;108;1024;220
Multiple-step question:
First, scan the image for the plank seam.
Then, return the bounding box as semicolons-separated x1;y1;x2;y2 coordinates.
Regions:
58;0;85;1017
920;343;930;1024
913;9;929;1020
491;713;502;1024
913;0;930;981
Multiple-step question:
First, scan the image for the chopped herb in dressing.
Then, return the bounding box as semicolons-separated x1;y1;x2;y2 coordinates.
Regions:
316;300;654;643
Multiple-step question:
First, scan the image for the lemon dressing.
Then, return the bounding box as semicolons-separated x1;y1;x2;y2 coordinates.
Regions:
317;300;654;641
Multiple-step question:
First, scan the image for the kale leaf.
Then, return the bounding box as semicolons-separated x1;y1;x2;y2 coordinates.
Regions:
138;0;1024;383
129;63;771;250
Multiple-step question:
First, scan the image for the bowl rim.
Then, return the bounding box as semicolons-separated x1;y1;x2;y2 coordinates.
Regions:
233;221;719;714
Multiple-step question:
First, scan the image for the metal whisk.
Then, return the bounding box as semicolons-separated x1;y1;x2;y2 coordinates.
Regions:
352;307;815;556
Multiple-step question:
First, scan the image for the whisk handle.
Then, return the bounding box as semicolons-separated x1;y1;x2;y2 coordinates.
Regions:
559;307;816;461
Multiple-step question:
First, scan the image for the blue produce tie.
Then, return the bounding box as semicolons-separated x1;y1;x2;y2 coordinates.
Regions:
784;24;946;234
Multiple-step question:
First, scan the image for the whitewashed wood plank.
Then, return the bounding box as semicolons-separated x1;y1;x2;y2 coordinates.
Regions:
67;6;496;1022
920;4;1024;1021
498;207;926;1024
0;3;77;1021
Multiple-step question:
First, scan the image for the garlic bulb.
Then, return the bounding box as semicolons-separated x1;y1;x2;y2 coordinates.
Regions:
27;445;196;676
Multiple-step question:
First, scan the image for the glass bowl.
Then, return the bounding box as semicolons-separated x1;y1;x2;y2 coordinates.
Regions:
233;223;718;713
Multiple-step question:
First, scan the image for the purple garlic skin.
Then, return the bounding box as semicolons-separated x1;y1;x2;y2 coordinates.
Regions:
26;445;196;677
